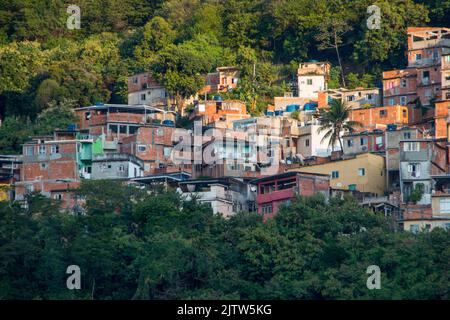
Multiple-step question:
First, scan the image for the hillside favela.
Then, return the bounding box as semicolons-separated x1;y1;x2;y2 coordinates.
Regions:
0;1;449;302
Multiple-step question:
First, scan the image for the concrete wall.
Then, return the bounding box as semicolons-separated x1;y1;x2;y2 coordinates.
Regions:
298;75;325;99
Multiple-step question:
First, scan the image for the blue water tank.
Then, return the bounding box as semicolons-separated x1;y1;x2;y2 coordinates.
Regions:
274;110;284;116
67;124;77;131
387;124;397;131
213;96;222;101
266;111;274;116
286;104;299;112
304;103;318;111
162;120;175;126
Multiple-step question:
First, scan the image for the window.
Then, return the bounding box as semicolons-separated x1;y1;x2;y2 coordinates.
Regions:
379;109;387;117
25;146;34;156
365;93;373;100
376;136;383;145
53;194;62;201
388;98;395;106
119;125;127;134
415;53;422;61
400;96;407;105
439;199;450;214
347;95;355;102
403;142;420;152
347;139;354;147
305;139;310;147
400;79;407;87
157;128;164;136
403;132;411;139
129;126;138;135
423;70;430;82
331;171;339;179
138;145;146;152
39;145;46;155
40;163;47;170
133;77;138;84
261;203;273;214
433;51;439;60
407;163;421;177
50;145;59;154
360;137;367;146
306;79;313;85
358;168;365;176
118;165;125;173
109;124;118;134
164;147;171;157
410;224;419;234
140;93;146;101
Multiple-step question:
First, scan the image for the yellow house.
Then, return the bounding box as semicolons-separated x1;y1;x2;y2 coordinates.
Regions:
291;153;386;196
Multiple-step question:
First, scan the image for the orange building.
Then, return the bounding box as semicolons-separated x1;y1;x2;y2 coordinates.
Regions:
349;105;409;129
435;100;450;139
190;99;250;128
383;27;450;112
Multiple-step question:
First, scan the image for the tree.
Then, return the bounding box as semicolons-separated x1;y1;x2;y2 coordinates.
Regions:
317;99;362;153
315;15;350;87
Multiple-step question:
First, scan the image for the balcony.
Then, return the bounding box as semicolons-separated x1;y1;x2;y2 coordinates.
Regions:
257;188;295;204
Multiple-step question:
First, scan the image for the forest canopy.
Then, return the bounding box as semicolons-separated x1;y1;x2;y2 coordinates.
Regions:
0;180;448;300
0;0;448;153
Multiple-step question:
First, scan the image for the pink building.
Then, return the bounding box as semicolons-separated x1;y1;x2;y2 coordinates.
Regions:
252;171;330;220
383;27;450;114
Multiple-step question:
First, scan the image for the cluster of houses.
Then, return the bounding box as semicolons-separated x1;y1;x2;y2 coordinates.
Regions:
1;27;450;233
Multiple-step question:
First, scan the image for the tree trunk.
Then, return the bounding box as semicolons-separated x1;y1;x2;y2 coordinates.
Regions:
334;31;346;87
338;131;344;156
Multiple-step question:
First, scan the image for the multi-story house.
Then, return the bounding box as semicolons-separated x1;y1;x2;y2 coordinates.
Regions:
91;153;144;180
399;139;447;205
293;153;386;196
385;126;422;192
75;104;175;139
251;171;330;219
14;130;86;209
297;123;337;158
75;104;179;175
127;72;171;107
318;87;382;109
178;177;255;217
192;136;262;179
348;105;409;129
297;61;331;99
233;116;301;164
190;99;250;128
204;67;240;94
383;27;450;126
408;174;450;232
342;129;385;156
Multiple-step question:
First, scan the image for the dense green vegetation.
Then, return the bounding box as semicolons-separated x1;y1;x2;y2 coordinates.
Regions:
1;0;449;153
0;180;448;299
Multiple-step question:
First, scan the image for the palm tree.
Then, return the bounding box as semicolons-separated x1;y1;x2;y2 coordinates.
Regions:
317;99;362;154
